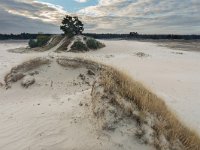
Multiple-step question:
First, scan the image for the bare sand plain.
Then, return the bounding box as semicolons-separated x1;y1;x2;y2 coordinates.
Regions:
0;39;200;149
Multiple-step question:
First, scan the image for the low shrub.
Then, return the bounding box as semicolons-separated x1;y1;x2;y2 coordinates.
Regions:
28;39;38;48
36;35;50;47
71;40;88;51
28;35;50;48
86;38;105;49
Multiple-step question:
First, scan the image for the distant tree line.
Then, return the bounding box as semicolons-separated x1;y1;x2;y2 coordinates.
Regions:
0;33;52;40
1;32;200;40
83;33;129;39
84;33;200;40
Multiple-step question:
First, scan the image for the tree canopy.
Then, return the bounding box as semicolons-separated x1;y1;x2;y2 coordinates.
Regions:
60;15;84;37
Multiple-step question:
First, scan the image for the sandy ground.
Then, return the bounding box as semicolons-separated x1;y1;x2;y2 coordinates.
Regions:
0;39;200;149
58;40;200;134
0;40;33;83
152;39;200;52
0;50;152;150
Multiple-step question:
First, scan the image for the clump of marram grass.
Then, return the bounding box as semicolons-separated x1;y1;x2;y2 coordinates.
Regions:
4;58;50;85
86;38;105;50
98;68;200;150
56;57;103;72
10;58;50;73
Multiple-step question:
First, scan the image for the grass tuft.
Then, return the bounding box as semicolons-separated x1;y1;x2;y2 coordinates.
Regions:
4;58;50;85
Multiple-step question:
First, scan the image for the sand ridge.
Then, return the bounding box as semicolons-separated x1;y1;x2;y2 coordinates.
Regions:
0;56;153;150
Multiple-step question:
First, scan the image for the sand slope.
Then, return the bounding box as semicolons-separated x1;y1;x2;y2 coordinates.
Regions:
56;40;200;134
0;56;152;150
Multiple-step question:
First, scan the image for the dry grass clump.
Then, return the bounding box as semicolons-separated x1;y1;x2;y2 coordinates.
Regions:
99;68;200;150
4;58;50;84
172;52;184;55
135;52;150;58
10;58;50;73
57;57;103;72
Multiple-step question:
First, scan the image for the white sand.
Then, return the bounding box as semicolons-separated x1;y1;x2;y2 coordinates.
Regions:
59;40;200;134
0;40;32;83
0;39;200;149
0;50;152;150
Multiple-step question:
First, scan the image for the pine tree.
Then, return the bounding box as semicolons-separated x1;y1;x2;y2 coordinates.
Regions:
60;15;84;38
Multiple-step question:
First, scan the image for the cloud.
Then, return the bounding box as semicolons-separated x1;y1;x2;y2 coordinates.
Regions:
0;0;67;33
0;9;57;34
75;0;88;3
0;0;200;34
78;0;200;34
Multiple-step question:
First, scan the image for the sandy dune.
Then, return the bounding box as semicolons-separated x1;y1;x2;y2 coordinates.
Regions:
0;56;152;150
0;39;200;149
61;40;200;134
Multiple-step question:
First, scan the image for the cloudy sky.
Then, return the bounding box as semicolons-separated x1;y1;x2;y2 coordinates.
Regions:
0;0;200;34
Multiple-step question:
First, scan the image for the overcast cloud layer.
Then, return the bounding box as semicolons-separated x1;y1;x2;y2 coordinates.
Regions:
0;0;200;34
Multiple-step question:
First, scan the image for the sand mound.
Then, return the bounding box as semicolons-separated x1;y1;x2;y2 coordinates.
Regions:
55;35;105;52
92;68;200;150
8;35;64;53
91;77;179;149
0;57;152;150
8;35;105;54
57;35;83;52
4;57;50;87
2;57;199;150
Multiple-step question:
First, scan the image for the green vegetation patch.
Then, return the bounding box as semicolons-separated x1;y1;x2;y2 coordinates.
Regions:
28;35;50;48
86;38;105;49
70;40;88;51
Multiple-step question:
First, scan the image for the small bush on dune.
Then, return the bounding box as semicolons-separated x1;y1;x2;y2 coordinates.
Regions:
70;40;88;51
28;39;38;48
28;35;50;48
36;35;50;47
86;38;105;49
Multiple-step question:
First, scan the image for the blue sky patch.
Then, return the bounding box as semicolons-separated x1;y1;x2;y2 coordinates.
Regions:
37;0;98;12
